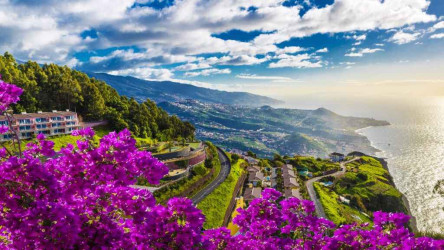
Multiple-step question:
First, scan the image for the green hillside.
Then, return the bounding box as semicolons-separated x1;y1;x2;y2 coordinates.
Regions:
0;52;194;141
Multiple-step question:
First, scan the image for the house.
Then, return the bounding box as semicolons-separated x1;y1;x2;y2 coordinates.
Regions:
244;156;259;165
283;168;296;178
0;110;81;141
284;177;299;188
244;187;262;201
247;165;261;173
329;152;345;162
248;171;265;186
285;188;303;200
284;164;293;170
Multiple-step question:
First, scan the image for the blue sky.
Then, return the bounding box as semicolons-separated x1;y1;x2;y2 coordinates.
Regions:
0;0;443;97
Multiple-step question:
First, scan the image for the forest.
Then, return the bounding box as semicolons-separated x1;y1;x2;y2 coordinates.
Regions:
0;52;194;141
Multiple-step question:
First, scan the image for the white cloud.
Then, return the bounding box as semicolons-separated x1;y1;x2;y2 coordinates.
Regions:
269;53;323;68
345;48;384;57
389;30;421;44
236;74;300;83
184;68;231;77
316;47;328;53
108;67;174;81
276;46;306;54
375;43;385;47
430;33;444;39
174;62;212;71
428;21;444;32
0;0;437;76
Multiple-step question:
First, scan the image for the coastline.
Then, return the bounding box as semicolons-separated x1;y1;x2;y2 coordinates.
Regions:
356;126;418;232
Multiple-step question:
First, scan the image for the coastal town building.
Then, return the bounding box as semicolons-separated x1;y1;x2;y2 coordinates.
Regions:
285;188;303;200
329;152;345;162
0;110;80;141
248;171;265;186
244;187;262;202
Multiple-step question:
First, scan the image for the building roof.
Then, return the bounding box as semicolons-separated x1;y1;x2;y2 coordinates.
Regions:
285;189;303;199
284;177;299;188
248;171;265;182
284;164;293;169
0;110;77;120
244;187;262;201
283;169;296;178
247;165;261;172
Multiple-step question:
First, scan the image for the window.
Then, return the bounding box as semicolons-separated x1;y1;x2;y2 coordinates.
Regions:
65;115;74;120
66;121;76;126
51;117;62;121
0;120;8;126
19;119;31;124
3;134;12;139
19;125;31;131
36;118;48;123
37;124;47;129
37;130;50;135
52;123;62;128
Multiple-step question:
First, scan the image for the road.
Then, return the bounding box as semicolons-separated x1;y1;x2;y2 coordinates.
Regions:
191;147;231;204
305;157;359;218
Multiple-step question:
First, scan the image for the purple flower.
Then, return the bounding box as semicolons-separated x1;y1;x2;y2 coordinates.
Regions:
0;125;8;134
0;76;23;111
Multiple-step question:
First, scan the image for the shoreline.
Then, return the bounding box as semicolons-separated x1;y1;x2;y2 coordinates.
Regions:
356;126;418;232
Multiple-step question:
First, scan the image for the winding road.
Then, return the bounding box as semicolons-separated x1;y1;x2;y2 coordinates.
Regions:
191;147;231;205
305;157;360;218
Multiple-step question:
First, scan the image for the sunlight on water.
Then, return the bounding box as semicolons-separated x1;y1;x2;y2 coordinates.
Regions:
360;98;444;233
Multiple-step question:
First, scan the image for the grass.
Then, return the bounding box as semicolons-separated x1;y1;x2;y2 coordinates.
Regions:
334;156;405;213
314;183;371;225
290;156;339;177
198;153;246;229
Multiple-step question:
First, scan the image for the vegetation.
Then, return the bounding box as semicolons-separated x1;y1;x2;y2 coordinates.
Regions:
198;154;246;229
314;183;371;225
313;156;408;227
335;156;407;214
0;52;194;141
290;156;339;177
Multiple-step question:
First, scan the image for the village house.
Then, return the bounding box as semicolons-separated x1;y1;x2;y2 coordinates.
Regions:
285;188;303;200
329;152;345;162
248;170;265;186
243;187;262;202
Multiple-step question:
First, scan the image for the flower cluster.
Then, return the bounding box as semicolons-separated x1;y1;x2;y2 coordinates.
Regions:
0;79;442;249
0;75;22;112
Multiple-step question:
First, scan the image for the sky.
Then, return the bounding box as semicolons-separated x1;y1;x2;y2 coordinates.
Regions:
0;0;443;102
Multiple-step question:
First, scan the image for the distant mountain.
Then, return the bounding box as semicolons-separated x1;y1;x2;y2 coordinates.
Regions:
87;72;283;106
158;100;390;157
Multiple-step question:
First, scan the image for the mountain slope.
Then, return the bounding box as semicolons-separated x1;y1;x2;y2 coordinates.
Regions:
87;72;282;106
158;100;390;157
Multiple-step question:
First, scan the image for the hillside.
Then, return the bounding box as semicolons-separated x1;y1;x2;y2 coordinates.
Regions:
87;72;283;107
159;100;390;157
0;53;194;141
315;156;408;225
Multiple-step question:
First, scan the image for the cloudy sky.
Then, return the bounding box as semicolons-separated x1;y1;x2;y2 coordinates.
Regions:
1;0;443;100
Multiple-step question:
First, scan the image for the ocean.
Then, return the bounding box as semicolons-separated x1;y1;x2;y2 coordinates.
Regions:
281;96;444;233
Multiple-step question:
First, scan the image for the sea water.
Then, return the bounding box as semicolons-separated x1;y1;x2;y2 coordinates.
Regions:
282;96;444;233
358;99;444;233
